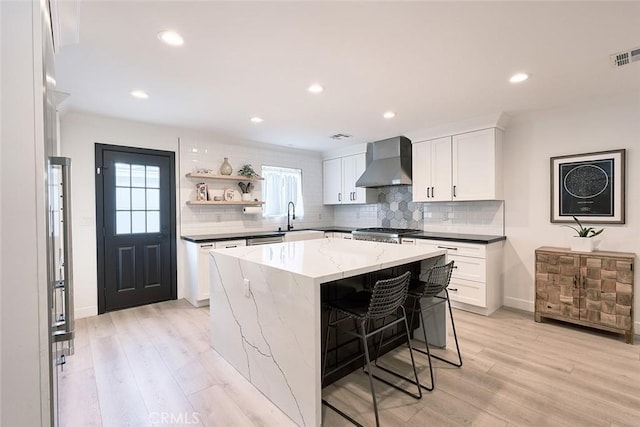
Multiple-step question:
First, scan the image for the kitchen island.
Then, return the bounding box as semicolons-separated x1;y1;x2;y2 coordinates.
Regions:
208;238;446;426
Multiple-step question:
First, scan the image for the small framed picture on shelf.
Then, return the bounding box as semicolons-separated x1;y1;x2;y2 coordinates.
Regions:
550;149;625;224
196;183;208;201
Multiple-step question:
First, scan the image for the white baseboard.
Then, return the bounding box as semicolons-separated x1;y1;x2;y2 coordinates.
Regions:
74;305;97;319
503;297;534;312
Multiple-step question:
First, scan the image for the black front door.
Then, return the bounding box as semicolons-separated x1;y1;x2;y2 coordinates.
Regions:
96;144;176;313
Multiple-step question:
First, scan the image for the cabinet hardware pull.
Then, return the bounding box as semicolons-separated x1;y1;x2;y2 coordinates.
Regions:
426;188;430;198
437;245;458;251
453;185;457;197
353;192;356;201
449;288;458;292
200;244;213;249
431;186;434;198
338;193;341;202
226;245;237;248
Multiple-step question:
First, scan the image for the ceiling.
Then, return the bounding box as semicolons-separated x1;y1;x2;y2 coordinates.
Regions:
55;1;640;152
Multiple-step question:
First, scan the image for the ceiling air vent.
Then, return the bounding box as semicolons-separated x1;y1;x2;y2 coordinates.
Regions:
610;47;640;67
329;133;352;140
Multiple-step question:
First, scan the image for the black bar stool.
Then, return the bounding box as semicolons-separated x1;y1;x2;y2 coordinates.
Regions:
322;271;421;427
374;261;462;391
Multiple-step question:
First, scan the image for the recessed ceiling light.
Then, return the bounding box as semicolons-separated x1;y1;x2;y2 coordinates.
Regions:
157;30;184;47
307;83;324;94
130;90;149;99
250;117;264;123
383;111;396;119
509;72;529;83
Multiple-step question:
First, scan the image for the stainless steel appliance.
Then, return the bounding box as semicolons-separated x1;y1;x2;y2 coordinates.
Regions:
352;227;421;244
246;235;284;246
47;157;76;427
355;136;413;188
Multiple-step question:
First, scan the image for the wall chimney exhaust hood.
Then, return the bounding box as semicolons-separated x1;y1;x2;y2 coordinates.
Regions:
355;136;412;188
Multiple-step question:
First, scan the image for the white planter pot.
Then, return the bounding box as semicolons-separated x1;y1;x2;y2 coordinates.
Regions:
241;193;253;201
570;237;596;252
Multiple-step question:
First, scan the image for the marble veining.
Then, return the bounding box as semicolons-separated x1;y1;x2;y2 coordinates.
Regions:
209;238;445;426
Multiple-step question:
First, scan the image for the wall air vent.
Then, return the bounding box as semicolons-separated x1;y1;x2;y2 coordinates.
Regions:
610;47;640;67
329;133;352;140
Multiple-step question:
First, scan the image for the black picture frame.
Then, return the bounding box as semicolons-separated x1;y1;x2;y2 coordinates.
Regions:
550;149;625;224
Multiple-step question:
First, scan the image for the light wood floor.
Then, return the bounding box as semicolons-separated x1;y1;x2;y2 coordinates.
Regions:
60;299;640;426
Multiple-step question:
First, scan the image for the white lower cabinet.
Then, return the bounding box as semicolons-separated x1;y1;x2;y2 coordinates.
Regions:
183;239;246;307
415;239;503;315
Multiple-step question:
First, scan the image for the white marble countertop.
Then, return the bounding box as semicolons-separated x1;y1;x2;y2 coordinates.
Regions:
209;237;446;426
212;237;447;284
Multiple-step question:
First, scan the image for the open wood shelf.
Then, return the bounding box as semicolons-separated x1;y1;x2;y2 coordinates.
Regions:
185;172;263;181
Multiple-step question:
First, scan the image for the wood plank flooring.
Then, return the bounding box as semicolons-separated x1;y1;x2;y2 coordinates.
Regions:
59;299;640;426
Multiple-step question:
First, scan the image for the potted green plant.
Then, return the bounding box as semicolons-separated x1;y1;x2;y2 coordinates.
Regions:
237;182;254;201
237;164;259;179
564;216;603;252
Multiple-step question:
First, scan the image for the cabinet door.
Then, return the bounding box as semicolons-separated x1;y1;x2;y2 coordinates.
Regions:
342;154;359;204
580;255;633;330
535;251;580;319
412;141;431;202
351;153;369;204
323;158;342;205
452;128;497;200
430;137;452;201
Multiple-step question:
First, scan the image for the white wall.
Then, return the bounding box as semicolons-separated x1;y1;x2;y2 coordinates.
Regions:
1;1;50;425
60;111;334;318
502;92;640;331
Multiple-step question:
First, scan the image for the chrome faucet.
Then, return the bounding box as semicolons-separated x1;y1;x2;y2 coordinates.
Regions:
287;201;296;231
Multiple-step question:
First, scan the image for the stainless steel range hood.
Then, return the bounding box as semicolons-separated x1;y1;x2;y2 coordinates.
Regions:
355;136;412;188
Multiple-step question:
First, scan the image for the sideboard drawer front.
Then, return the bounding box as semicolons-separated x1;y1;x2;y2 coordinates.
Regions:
448;278;486;307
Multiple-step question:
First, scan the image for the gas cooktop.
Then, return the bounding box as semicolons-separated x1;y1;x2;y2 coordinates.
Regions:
353;227;422;236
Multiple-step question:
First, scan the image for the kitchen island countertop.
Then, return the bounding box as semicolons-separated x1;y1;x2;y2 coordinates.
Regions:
208;238;445;426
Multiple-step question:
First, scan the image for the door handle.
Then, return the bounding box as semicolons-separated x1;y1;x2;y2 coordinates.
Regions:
437;245;458;251
338;193;341;202
353;192;356;201
453;185;457;197
431;187;434;198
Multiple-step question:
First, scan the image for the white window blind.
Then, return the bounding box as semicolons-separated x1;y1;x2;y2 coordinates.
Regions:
262;165;304;218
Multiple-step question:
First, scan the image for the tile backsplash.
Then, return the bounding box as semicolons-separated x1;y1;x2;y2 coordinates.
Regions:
422;199;504;235
377;186;424;229
328;187;504;236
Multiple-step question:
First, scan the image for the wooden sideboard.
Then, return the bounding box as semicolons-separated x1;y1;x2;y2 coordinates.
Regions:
535;246;635;344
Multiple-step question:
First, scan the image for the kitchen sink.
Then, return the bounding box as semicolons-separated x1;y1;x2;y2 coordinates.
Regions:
283;230;325;242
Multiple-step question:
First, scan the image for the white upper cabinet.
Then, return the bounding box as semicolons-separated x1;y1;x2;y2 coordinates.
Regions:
412;136;452;202
323;157;342;204
323;153;376;205
412;128;503;202
452;128;503;200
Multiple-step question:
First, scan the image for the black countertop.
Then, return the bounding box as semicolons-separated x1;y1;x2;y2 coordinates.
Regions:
409;232;506;244
181;227;505;244
181;231;285;243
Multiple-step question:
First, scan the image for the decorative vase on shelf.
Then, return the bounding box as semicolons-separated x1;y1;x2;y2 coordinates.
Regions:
241;193;253;201
219;157;233;175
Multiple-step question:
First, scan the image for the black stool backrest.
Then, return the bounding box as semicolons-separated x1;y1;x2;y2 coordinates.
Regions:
420;261;455;298
366;271;412;320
